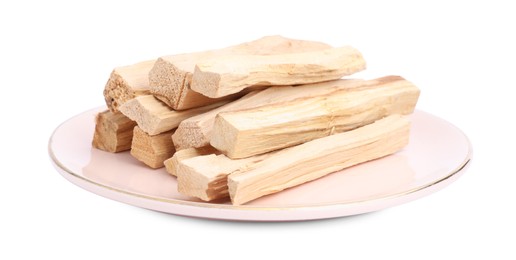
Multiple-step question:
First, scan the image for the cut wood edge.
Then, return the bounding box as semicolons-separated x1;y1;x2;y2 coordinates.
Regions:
164;146;219;177
176;151;274;201
103;60;155;112
171;90;266;150
130;126;175;169
92;110;136;153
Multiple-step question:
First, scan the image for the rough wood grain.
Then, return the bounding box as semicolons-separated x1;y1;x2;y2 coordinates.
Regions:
191;46;366;98
228;115;411;205
130;126;175;169
103;60;155;112
172;78;368;150
119;95;226;135
211;76;420;159
149;35;331;110
176;151;275;201
163;146;219;177
92;110;136;153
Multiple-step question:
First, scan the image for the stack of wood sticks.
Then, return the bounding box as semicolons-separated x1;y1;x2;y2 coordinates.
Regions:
92;35;420;205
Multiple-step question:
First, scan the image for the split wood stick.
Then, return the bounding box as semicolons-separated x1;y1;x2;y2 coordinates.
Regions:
163;146;219;177
130;126;175;169
172;78;369;150
228;115;411;205
149;35;331;110
211;76;420;159
103;60;155;112
176;151;275;201
190;46;366;98
92;110;136;153
119;95;227;135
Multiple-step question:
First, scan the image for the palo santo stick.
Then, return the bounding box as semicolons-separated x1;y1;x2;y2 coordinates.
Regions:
119;95;226;135
149;35;331;110
163;146;219;177
190;46;366;98
228;115;411;205
130;126;175;169
172;78;369;150
211;76;420;159
176;151;274;201
103;60;155;112
92;110;136;153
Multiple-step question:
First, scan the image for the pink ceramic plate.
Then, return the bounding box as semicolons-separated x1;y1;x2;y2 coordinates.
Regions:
49;108;471;221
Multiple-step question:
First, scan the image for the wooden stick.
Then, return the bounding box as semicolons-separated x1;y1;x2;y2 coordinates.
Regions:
119;95;227;135
92;110;136;153
176;151;274;201
172;78;368;150
149;35;331;110
191;46;366;98
211;76;420;159
103;60;155;112
130;126;175;169
228;115;411;205
163;146;219;177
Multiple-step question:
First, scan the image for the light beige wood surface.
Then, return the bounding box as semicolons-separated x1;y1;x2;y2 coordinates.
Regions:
211;76;420;159
172;78;370;150
119;95;226;135
92;110;136;153
228;115;411;205
149;35;331;110
190;46;366;98
163;146;219;177
176;151;274;201
130;126;175;168
103;60;155;112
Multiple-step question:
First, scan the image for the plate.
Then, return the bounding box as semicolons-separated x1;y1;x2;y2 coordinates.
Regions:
49;108;471;221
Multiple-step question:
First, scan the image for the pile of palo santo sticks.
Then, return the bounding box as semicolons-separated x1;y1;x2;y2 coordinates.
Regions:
92;35;420;205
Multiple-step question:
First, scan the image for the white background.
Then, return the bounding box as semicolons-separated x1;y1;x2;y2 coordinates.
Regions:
1;0;514;259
